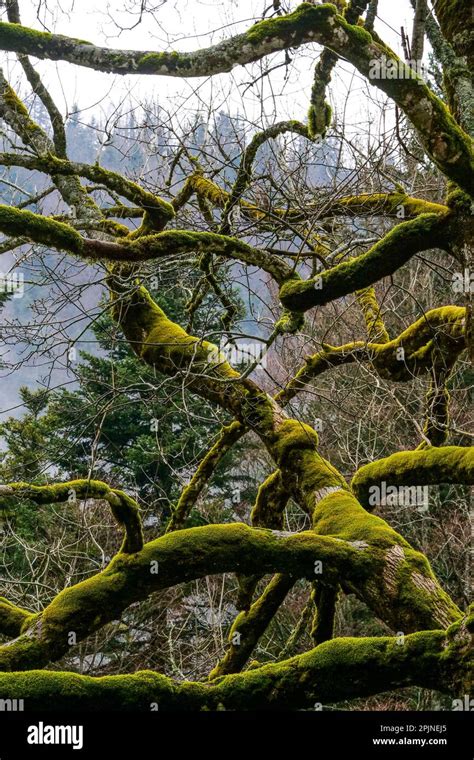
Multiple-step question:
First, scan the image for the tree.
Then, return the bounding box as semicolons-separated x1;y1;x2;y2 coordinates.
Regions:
0;0;472;710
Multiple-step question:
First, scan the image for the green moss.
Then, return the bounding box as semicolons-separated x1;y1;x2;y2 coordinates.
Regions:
245;4;338;47
351;446;474;508
0;479;143;554
0;80;45;140
274;309;305;335
192;175;227;207
250;469;288;529
327;192;448;218
446;186;473;213
312;490;409;549
0;617;467;709
355;286;389;342
434;0;472;51
308;104;330;138
134;50;191;75
279;214;452;312
337;13;373;44
0;205;83;253
394;560;461;631
0;598;33;637
271;419;319;463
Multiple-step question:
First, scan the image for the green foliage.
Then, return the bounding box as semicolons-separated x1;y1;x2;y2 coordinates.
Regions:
1;284;245;526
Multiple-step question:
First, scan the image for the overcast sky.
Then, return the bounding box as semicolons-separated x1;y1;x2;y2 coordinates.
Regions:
0;0;432;417
0;0;426;129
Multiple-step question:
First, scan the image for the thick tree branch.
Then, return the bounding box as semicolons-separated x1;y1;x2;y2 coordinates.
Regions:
351;446;474;509
279;213;461;313
0;523;367;671
0;4;472;194
0;597;31;638
0;479;143;553
0;611;471;708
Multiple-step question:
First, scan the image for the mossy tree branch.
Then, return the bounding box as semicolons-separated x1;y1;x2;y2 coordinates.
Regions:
351;446;474;509
0;479;143;554
0;4;472;195
277;306;466;405
306;0;369;138
106;276;461;632
0;597;31;638
309;192;449;219
0;0;469;709
0;523;371;671
279;213;460;313
0;205;293;282
0;611;471;709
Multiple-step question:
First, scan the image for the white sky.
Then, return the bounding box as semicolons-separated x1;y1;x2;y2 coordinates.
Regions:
0;0;434;418
0;0;425;129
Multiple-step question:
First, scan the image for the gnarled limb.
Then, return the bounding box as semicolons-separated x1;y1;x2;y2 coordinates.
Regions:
420;364;451;446
0;205;293;282
0;597;31;638
351;446;474;509
250;469;290;529
310;192;449;219
355;286;390;342
0;610;471;709
279;213;459;313
1;4;472;195
0;480;143;554
0;523;369;671
277;306;466;405
307;1;368;138
236;468;290;610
